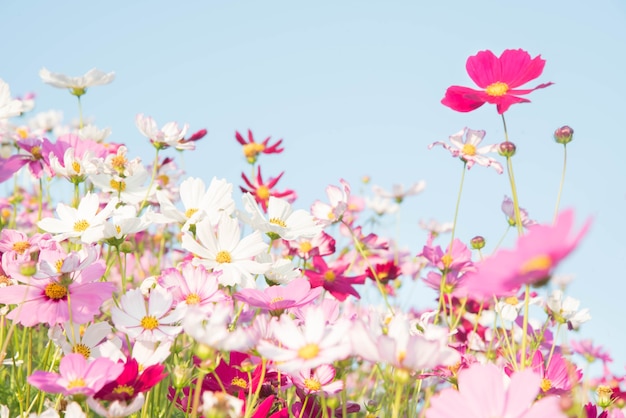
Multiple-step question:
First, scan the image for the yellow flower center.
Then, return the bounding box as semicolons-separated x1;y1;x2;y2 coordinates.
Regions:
67;378;86;389
324;271;336;282
140;315;159;330
461;144;476;156
71;161;81;174
110;179;126;192
269;218;287;228
327;211;336;220
441;253;453;268
270;296;284;304
16;127;29;139
256;185;270;201
504;296;519;305
44;282;67;300
55;259;64;273
115;225;122;235
113;385;135;396
298;343;320;360
231;377;248;389
1;208;11;220
186;293;201;305
540;378;552;392
520;255;552;275
215;250;232;264
12;241;31;254
72;343;91;359
185;208;199;219
111;155;127;171
31;146;42;160
243;143;261;158
485;81;509;97
0;275;12;287
299;241;313;253
73;219;90;232
157;174;170;186
304;378;322;391
397;350;407;364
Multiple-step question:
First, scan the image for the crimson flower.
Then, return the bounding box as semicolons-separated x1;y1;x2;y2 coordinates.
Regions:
94;358;167;402
240;166;296;212
441;49;553;114
235;129;284;164
304;256;366;301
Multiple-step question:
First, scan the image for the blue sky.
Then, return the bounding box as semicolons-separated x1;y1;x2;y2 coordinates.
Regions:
2;1;626;371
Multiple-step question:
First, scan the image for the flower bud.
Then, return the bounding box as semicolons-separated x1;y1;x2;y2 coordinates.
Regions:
470;236;485;250
20;261;37;277
498;141;516;157
554;125;574;144
596;385;613;408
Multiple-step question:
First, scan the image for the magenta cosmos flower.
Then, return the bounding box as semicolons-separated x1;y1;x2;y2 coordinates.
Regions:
426;363;566;418
457;209;590;300
441;49;553;114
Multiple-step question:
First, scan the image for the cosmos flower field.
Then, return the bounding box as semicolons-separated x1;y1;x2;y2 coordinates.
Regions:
0;49;620;417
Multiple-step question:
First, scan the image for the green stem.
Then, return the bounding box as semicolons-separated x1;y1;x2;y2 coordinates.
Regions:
77;96;84;130
139;148;160;213
553;144;568;223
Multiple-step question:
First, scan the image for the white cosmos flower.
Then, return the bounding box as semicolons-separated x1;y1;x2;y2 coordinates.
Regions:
135;113;190;150
240;193;321;241
150;176;235;231
183;304;255;352
39;67;115;96
101;204;149;241
365;195;399;216
546;289;591;330
372;181;426;203
0;79;25;119
89;161;155;205
49;147;97;183
181;214;269;288
50;321;121;360
37;192;118;243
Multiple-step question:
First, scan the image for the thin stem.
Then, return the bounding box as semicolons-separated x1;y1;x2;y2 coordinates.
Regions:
139;148;160;213
77;96;84;130
553;144;568;223
501;114;523;237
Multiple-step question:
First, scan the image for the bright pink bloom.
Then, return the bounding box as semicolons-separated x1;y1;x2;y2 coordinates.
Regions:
457;209;590;299
240;166;296;212
0;154;28;184
235;278;323;314
426;363;566;418
527;350;581;395
16;137;55;179
441;49;553;114
28;353;123;397
304;256;365;301
570;339;613;364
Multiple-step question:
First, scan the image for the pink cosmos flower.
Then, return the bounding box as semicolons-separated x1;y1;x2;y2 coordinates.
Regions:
16;136;55;179
426;363;566;418
0;154;29;184
28;353;123;397
291;364;343;395
235;277;323;315
235;129;284;164
94;357;167;402
240;166;296;212
457;209;590;300
570;339;613;364
429;128;503;173
441;49;553;114
159;262;229;313
257;306;352;374
502;195;537;228
304;256;365;302
310;179;351;227
527;350;581;395
285;231;336;260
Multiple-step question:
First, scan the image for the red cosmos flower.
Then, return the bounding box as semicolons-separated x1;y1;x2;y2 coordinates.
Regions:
442;49;553;114
235;129;284;164
240;166;296;212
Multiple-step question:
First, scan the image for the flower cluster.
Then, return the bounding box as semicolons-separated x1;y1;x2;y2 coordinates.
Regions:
0;50;617;418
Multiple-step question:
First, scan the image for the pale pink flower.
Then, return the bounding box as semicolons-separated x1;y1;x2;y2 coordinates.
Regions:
426;363;566;418
372;181;426;203
234;277;323;314
291;364;343;395
257;306;352;373
135;113;190;150
311;179;351;227
429;128;503;173
27;353;123;397
159;262;229;313
111;288;185;342
501;195;537;228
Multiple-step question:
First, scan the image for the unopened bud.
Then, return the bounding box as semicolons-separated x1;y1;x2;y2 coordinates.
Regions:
597;385;613;408
498;141;516;157
554;125;574;144
20;261;37;276
470;236;485;250
119;241;134;253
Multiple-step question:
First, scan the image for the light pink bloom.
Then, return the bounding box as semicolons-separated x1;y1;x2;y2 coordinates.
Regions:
27;353;123;397
234;277;323;314
429;128;503;173
159;262;229;313
291;364;343;395
457;209;590;300
372;181;426;203
135;113;190;150
111;288;185;342
311;179;351;226
257;306;352;373
426;363;566;418
501;195;537;228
